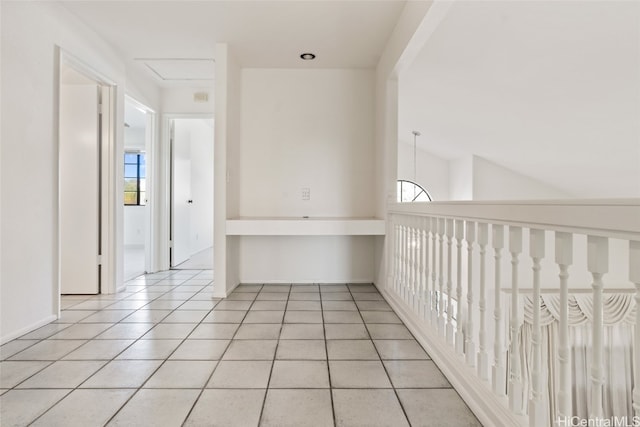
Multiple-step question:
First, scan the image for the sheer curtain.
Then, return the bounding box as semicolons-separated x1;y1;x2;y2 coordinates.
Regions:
510;294;635;425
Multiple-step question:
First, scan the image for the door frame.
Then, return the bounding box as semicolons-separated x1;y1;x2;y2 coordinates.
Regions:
160;114;214;271
123;95;157;276
56;49;117;312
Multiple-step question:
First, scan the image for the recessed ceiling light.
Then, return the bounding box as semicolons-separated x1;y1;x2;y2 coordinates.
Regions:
300;53;316;61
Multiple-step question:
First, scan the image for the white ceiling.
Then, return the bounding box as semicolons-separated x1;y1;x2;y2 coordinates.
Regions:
60;0;406;86
399;0;640;198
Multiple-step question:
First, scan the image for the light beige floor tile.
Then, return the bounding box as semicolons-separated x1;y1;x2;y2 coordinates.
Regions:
323;311;363;324
80;360;162;388
250;301;287;311
144;360;217;388
226;292;257;301
0;389;70;427
374;340;429;360
1;340;39;360
170;339;230;360
141;323;196;339
322;301;358;311
176;300;218;310
207;361;271;388
234;284;263;292
290;285;319;293
185;389;265;427
49;323;113;340
95;323;154;339
215;300;253;310
397;389;482;427
383;360;450;388
260;389;333;427
275;340;326;360
141;300;184;310
222;340;277;360
355;300;392;311
327;340;379;360
320;284;348;292
161;310;209;323
79;310;134;323
0;361;51;388
9;340;86;361
17;361;105;388
18;324;71;340
64;300;114;310
234;324;281;339
203;310;246;323
286;301;321;311
243;310;284;324
105;300;149;310
279;324;324;340
107;389;200;426
288;293;320;301
347;284;378;293
321;292;353;301
62;339;133;360
269;361;329;388
32;389;134;427
352;293;384;301
366;324;414;339
361;311;402;324
324;324;369;340
284;311;323;324
332;389;409;427
116;339;181;359
329;360;392;388
261;285;290;293
189;323;239;339
121;310;171;323
256;292;289;301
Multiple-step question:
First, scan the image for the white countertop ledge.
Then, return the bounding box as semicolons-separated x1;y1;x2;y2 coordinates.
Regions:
225;217;386;236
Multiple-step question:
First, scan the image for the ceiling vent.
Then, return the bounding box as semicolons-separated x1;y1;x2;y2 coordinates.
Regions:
136;58;215;81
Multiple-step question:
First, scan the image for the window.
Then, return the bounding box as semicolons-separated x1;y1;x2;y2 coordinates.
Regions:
397;180;431;203
124;152;146;206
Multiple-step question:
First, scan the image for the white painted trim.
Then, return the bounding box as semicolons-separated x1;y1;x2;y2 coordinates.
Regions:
381;287;527;427
1;315;57;345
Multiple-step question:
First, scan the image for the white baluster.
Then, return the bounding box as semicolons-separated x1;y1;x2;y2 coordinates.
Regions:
423;217;431;321
465;221;476;366
417;217;425;317
555;232;573;422
438;218;446;335
492;224;506;396
401;221;407;301
630;241;640;419
431;217;438;324
455;219;465;355
588;236;608;420
410;219;417;309
529;229;545;427
446;218;455;346
508;226;523;414
477;223;489;380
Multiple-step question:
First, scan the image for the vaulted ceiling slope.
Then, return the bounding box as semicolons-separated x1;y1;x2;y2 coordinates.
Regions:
400;1;640;198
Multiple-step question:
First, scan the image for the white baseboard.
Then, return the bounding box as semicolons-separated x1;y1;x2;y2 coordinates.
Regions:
381;288;527;427
1;315;58;345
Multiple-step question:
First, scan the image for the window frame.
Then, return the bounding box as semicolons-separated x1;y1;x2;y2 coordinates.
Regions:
397;179;432;203
124;151;146;206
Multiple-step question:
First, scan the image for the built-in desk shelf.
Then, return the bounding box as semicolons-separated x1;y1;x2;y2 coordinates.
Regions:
226;217;386;236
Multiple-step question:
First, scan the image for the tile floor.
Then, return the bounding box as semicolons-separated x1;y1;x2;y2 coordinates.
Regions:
0;269;481;427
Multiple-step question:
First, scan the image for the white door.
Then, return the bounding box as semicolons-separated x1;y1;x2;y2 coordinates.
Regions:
171;120;192;267
60;83;101;294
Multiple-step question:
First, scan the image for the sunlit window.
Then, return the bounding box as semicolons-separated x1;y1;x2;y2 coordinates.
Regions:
124;152;146;206
397;180;431;203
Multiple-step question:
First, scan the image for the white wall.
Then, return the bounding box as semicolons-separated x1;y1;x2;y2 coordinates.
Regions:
448;156;473;200
163;87;214;114
189;120;214;254
239;68;376;218
0;1;161;342
231;68;377;284
397;141;449;200
473;156;570;200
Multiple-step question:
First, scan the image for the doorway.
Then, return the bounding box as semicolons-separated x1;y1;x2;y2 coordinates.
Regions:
169;117;214;269
58;60;113;295
123;97;154;280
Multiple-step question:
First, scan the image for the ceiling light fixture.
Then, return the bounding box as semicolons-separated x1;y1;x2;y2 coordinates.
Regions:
300;53;316;60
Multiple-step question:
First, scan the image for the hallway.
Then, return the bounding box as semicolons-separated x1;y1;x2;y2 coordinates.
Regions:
0;270;479;426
